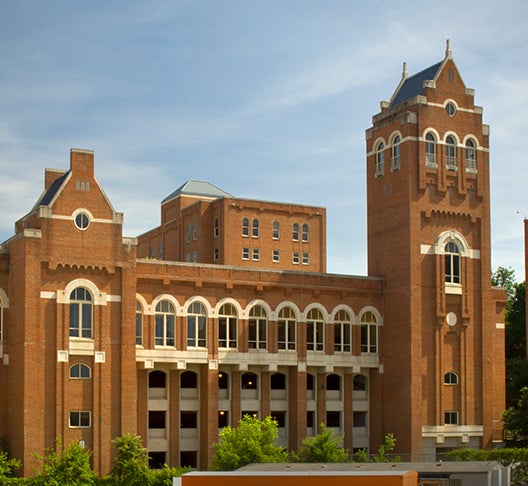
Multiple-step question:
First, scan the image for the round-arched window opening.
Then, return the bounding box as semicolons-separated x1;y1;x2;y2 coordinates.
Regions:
445;102;457;117
75;212;90;230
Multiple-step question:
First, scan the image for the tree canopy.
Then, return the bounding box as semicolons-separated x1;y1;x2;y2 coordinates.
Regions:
293;424;348;463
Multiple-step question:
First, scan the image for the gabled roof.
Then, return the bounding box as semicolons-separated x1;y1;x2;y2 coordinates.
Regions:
389;60;443;107
162;179;233;204
37;170;70;206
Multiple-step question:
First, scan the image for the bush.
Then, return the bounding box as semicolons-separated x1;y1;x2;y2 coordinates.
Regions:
293;424;348;463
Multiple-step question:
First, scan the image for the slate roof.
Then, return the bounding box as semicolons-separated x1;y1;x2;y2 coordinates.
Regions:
38;170;70;206
162;179;233;204
389;61;443;107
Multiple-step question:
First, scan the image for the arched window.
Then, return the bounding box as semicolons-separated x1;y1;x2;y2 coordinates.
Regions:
69;363;91;379
444;371;459;385
375;141;385;176
252;218;260;237
425;132;437;167
446;135;457;170
292;223;299;241
218;303;237;349
69;288;93;338
360;311;378;354
391;135;401;171
218;371;229;389
465;139;476;172
149;370;166;388
326;374;341;391
278;306;296;350
248;305;267;350
302;224;309;242
155;300;175;347
192;221;198;240
242;218;249;237
306;308;324;352
241;372;257;389
187;302;207;348
444;242;461;284
272;221;280;239
353;374;367;391
334;309;351;352
181;370;198;389
271;372;286;390
136;301;143;346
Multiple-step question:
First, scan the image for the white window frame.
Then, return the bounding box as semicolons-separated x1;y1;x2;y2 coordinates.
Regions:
155;300;175;347
278;307;296;351
69;411;91;428
69;288;93;339
306;309;324;352
218;303;238;349
248;305;268;350
187;302;207;348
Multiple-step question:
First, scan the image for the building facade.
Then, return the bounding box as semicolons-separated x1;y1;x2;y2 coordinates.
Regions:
0;45;505;476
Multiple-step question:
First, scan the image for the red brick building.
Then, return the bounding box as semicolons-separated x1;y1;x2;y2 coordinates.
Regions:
0;44;505;476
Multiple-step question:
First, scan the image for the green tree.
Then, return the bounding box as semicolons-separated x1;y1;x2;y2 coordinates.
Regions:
492;266;517;303
110;433;152;486
211;415;287;471
294;424;348;463
504;386;528;441
507;282;526;359
30;440;95;486
371;433;398;462
0;450;21;480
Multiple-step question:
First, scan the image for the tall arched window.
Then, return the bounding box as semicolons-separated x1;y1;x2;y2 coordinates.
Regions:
465;139;476;172
155;300;175;347
446;135;457;170
278;307;296;350
360;311;378;354
218;303;238;349
375;141;385;176
187;301;207;348
69;288;93;338
334;309;351;352
425;132;437;167
445;242;461;284
248;305;267;350
242;218;249;237
292;223;299;241
241;372;257;389
391;135;401;171
252;218;260;237
149;370;166;388
272;221;280;239
306;308;324;351
302;224;309;242
136;301;143;346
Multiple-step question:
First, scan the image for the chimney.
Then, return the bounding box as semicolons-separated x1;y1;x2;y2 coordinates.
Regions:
70;148;94;178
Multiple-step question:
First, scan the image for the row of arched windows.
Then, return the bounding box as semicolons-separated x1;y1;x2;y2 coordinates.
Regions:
373;131;478;177
242;218;309;242
136;300;380;354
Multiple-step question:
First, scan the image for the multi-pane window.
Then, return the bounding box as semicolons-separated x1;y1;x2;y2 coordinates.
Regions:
187;302;207;348
136;301;143;345
375;141;384;176
292;252;300;264
302;223;309;242
242;218;249;237
272;221;280;239
155;300;175;347
69;288;93;338
248;305;267;349
252;248;260;261
69;411;91;428
306;308;324;351
446;135;457;170
69;363;91;379
252;219;259;237
302;252;309;265
425;132;437;167
272;250;280;262
214;218;219;237
445;242;461;284
444;411;459;425
214;248;219;261
353;411;367;428
242;248;250;260
292;223;299;241
391;135;401;171
353;375;367;391
186;223;191;243
465;139;476;172
219;303;238;348
334;310;351;352
360;311;378;354
193;221;198;240
278;307;296;350
444;372;459;385
192;250;197;263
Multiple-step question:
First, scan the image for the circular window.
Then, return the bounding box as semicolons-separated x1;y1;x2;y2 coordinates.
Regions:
445;102;457;117
75;212;90;230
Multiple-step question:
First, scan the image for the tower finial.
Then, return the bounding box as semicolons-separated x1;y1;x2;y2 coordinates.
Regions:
445;39;452;59
402;62;408;80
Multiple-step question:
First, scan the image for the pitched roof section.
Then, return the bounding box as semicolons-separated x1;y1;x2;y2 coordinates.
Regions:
162;179;233;204
389;60;443;107
37;170;70;206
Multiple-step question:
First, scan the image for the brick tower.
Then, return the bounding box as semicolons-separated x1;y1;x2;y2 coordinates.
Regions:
365;41;506;458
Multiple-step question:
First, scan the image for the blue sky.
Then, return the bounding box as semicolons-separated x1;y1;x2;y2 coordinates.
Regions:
1;1;527;279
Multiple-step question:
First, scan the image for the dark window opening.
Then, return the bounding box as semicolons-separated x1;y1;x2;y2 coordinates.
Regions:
180;451;197;469
326;374;341;391
271;411;286;428
180;411;198;429
218;411;229;428
148;451;166;469
326;411;341;428
353;375;367;391
148;411;166;429
241;372;257;390
218;372;229;389
181;371;198;389
271;373;286;390
306;373;314;391
148;370;166;388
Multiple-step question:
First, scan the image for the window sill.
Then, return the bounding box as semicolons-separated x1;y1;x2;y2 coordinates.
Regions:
445;283;462;295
